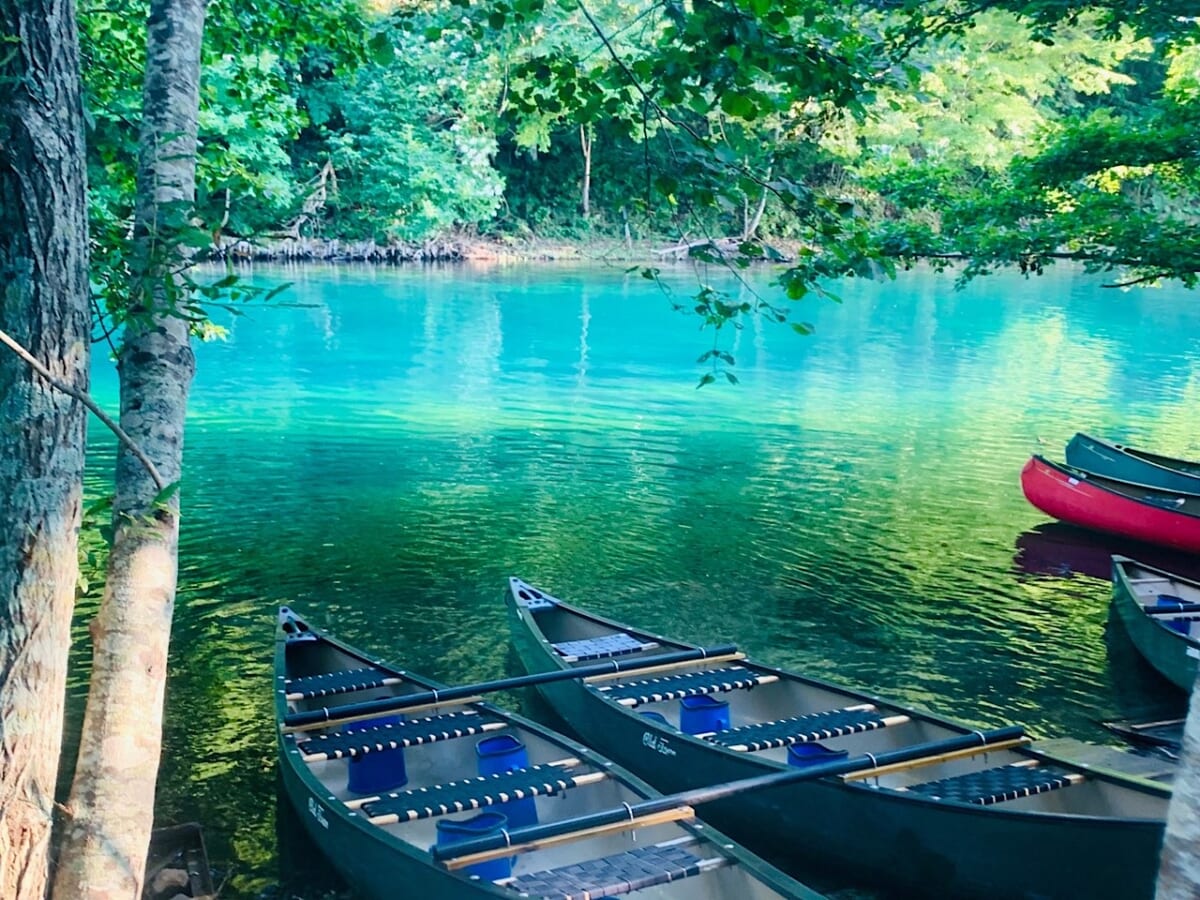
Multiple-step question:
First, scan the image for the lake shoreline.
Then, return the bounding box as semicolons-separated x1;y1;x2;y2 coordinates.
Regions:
207;232;803;266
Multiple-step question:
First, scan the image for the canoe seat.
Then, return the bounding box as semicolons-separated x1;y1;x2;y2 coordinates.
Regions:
703;704;910;751
285;667;401;700
297;711;505;761
901;762;1082;806
597;665;777;708
552;633;660;662
500;838;723;899
360;763;600;824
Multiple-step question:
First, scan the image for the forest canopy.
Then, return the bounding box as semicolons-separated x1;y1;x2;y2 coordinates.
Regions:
77;0;1200;288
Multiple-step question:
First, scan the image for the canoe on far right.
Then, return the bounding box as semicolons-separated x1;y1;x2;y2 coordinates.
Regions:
1112;555;1200;692
1066;433;1200;495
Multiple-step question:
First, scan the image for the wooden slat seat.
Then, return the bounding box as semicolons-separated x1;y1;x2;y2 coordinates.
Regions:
499;838;723;899
901;761;1083;806
296;711;505;761
596;665;777;708
285;667;401;700
361;763;606;824
552;633;660;662
702;704;911;751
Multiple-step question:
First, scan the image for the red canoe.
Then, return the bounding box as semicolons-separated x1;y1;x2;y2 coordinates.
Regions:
1021;455;1200;554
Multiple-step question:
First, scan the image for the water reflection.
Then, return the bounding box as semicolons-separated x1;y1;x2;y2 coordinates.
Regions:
1014;522;1200;583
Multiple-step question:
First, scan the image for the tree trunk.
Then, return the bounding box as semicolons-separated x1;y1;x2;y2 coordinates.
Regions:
0;1;90;897
579;124;593;219
743;159;773;241
51;0;204;895
1156;672;1200;897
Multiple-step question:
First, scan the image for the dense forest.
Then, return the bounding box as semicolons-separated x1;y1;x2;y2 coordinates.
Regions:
81;0;1199;287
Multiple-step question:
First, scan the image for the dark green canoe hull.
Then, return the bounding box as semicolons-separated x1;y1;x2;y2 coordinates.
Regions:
275;609;825;900
1066;433;1200;495
277;749;510;899
509;602;1165;900
1112;556;1200;692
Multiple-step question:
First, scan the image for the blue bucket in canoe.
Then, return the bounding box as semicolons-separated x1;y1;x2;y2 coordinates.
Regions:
680;695;730;734
346;715;407;794
435;811;512;881
476;734;538;828
1157;595;1193;634
788;742;849;768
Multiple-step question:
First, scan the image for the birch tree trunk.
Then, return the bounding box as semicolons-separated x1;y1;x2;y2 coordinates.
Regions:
1155;672;1200;897
0;1;90;897
579;124;592;219
52;0;204;895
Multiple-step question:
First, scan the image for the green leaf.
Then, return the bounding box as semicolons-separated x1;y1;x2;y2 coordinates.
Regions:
791;322;813;335
720;92;757;119
153;480;182;508
697;373;716;388
84;495;114;518
714;143;739;164
368;32;393;66
180;229;215;249
785;280;808;300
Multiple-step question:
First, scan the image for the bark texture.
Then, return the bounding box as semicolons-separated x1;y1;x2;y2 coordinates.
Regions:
1156;673;1200;897
0;1;90;897
51;0;203;895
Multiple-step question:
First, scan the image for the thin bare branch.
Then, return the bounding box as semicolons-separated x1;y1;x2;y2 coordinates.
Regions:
0;328;167;491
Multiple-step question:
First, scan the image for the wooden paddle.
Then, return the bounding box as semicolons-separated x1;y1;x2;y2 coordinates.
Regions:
283;642;738;729
430;725;1026;865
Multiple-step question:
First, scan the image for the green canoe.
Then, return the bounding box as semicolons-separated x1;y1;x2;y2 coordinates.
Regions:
1112;555;1200;692
1066;433;1200;496
506;577;1170;900
275;607;825;900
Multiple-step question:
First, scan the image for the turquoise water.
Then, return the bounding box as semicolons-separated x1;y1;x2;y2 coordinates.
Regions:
82;262;1200;897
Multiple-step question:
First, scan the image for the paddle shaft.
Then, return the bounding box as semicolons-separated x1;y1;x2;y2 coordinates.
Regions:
431;724;1026;862
284;643;738;728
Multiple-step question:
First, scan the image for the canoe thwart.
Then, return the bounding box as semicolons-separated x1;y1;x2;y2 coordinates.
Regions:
552;633;661;663
842;736;1029;781
499;838;726;900
598;665;778;708
362;763;608;825
284;666;403;701
438;806;697;871
901;762;1085;806
583;652;746;684
701;704;911;752
297;711;506;762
